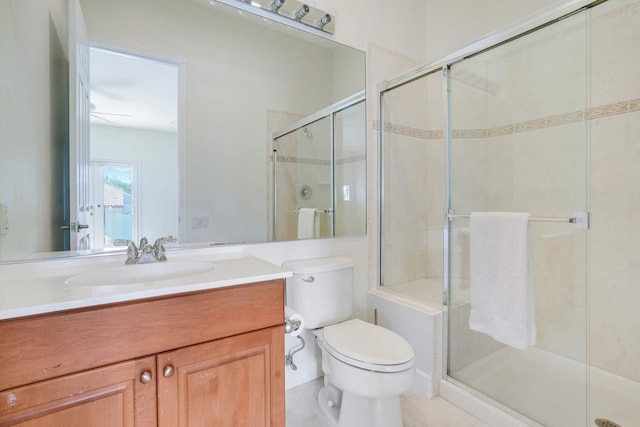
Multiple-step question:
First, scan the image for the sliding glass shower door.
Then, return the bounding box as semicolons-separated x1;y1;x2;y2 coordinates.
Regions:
447;9;589;427
273;116;333;241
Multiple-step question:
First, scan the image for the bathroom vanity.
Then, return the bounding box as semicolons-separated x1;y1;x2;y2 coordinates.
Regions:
0;256;289;426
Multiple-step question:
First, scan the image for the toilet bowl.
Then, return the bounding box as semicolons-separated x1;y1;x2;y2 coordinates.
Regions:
283;257;415;427
316;319;415;427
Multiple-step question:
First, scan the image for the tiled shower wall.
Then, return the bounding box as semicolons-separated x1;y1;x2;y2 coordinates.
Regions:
589;0;640;383
334;102;367;237
380;72;445;290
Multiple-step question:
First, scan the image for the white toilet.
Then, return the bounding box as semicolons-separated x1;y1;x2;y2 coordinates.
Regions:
283;256;415;427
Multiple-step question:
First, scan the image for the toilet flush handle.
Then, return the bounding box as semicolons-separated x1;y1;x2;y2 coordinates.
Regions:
302;275;315;283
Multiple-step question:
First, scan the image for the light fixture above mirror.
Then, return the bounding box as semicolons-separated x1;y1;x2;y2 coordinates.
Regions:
213;0;336;34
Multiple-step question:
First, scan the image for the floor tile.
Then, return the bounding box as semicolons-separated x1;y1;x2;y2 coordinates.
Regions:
286;378;485;427
401;395;481;427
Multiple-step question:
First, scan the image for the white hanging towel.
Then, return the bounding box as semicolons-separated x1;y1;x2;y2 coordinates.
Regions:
297;208;318;239
469;212;536;350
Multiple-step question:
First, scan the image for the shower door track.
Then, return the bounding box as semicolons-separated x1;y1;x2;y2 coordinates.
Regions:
441;376;545;427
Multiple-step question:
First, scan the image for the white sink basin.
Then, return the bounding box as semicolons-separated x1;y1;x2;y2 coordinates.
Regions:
66;262;217;287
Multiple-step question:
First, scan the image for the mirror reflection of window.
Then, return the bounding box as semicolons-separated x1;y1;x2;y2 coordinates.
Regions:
92;162;137;248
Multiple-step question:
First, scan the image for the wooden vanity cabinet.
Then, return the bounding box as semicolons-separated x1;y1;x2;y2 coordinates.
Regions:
158;327;282;427
0;356;157;426
0;280;285;427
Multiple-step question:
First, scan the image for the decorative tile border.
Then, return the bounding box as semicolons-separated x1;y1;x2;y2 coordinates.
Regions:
275;156;330;166
587;101;629;119
488;124;513;137
514;118;546;133
271;154;364;165
373;120;444;140
546;110;584;127
336;154;366;165
453;129;487;138
376;98;640;140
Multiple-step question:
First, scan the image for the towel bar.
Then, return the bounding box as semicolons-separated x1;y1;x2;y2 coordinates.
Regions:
294;208;333;214
446;212;590;227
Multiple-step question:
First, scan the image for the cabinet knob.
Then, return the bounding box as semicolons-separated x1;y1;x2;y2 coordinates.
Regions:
163;365;175;378
140;370;153;384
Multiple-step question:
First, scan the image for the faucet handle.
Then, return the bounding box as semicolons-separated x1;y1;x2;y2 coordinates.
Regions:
153;235;177;247
153;235;177;262
114;238;136;249
139;237;149;249
113;239;139;264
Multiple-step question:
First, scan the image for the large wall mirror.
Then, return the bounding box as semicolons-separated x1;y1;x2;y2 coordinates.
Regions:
0;0;366;263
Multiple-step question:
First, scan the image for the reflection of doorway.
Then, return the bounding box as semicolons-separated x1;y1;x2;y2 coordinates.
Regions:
89;46;180;245
91;161;139;248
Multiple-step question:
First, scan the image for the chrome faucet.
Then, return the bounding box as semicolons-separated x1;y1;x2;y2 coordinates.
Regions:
114;239;139;265
114;235;177;264
152;236;176;262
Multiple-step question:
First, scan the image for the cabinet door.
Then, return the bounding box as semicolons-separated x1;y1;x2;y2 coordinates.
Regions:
158;326;284;427
0;356;156;427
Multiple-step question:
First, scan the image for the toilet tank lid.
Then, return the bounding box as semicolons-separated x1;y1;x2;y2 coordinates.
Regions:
282;256;353;274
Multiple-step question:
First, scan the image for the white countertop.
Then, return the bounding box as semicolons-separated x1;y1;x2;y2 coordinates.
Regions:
0;255;292;321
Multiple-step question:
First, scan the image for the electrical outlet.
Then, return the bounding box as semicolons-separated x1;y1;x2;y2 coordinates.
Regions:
191;216;209;229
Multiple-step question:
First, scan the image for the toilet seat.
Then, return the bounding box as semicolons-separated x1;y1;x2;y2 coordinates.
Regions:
322;319;415;373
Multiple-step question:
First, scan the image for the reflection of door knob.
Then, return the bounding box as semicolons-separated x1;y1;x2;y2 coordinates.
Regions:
60;223;89;231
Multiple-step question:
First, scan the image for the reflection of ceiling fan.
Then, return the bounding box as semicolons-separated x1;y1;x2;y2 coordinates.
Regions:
90;102;132;123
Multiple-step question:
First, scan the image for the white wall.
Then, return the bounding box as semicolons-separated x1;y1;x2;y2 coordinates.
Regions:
0;0;68;260
316;0;427;60
90;125;179;241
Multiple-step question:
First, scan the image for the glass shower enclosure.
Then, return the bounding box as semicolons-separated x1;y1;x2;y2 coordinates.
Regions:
379;0;640;425
272;93;366;241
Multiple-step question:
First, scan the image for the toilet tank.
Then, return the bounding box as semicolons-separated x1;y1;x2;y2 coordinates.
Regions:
283;256;354;329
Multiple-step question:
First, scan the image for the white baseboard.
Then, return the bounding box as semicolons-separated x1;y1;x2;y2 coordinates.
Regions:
285;356;322;390
411;369;437;399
